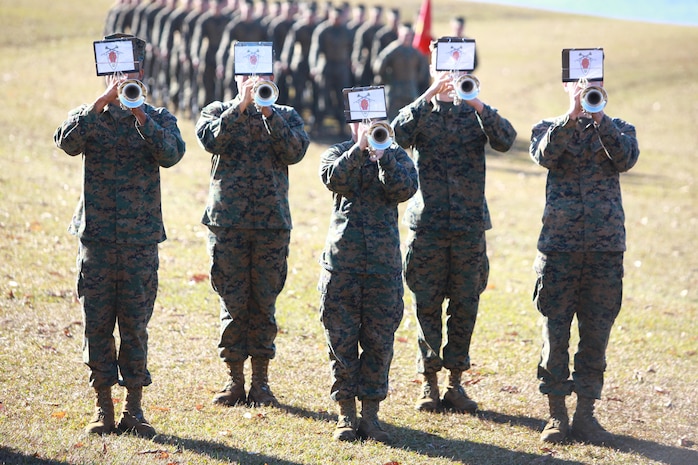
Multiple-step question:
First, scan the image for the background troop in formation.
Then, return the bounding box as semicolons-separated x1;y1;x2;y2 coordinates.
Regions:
103;0;465;136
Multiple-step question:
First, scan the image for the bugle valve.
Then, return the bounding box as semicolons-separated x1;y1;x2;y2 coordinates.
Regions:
118;79;147;109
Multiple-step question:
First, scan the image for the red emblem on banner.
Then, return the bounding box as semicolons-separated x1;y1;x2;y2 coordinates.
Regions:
104;45;120;71
360;97;370;111
579;52;592;75
450;48;461;62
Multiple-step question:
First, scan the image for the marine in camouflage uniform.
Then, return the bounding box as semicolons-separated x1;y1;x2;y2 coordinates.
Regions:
372;23;430;120
318;122;418;442
280;2;319;120
392;62;516;414
530;79;639;445
53;33;185;437
196;73;309;408
308;6;353;135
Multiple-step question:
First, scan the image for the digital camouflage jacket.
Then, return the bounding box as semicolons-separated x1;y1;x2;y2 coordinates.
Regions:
530;114;639;252
196;97;309;230
392;98;517;234
319;140;418;275
54;103;185;244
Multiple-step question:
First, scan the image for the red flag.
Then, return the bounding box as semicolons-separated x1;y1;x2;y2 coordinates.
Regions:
412;0;432;56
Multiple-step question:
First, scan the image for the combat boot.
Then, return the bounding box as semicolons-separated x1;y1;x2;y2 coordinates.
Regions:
570;396;614;445
212;360;246;406
117;386;157;438
441;369;478;413
415;371;441;411
540;395;569;443
333;399;357;441
357;400;391;443
248;358;278;407
85;386;115;435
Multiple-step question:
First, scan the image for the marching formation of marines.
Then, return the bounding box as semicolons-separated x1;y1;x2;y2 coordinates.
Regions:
103;0;439;135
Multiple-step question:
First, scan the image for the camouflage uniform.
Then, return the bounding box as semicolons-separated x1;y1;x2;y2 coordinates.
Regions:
530;114;639;399
54;100;186;390
373;40;430;120
393;98;516;376
318;139;418;402
190;9;231;106
280;6;319;117
308;13;354;133
196;94;309;364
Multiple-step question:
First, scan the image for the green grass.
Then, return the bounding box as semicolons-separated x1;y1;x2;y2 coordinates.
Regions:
1;0;697;464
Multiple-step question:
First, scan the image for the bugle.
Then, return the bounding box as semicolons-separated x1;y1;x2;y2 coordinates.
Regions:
118;79;147;109
253;79;279;108
580;85;607;113
367;120;394;151
454;74;480;103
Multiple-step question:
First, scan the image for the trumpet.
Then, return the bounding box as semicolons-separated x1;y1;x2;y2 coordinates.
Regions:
366;120;394;152
118;79;147;109
580;84;607;113
253;79;279;108
453;74;480;103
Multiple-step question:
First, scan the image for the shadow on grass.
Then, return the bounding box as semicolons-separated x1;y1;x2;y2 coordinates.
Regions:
0;447;70;465
613;434;698;465
476;408;545;431
278;403;698;464
278;402;335;423
388;425;588;465
279;403;582;464
153;434;305;465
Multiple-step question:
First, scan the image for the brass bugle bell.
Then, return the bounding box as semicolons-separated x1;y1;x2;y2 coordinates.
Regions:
454;74;480;102
581;85;607;113
253;79;279;107
367;120;394;151
118;79;147;108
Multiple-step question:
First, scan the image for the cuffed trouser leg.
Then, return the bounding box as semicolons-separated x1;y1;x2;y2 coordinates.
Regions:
406;230;487;374
534;252;623;398
78;241;157;389
319;269;403;402
208;227;289;363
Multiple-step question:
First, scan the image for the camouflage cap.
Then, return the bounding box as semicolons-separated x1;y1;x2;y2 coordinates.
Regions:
104;33;146;69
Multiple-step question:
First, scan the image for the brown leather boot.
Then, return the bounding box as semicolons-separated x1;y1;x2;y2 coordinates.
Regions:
212;360;246;406
333;399;357;441
540;395;569;443
248;358;278;407
441;369;478;413
85;386;115;435
357;400;391;443
571;396;614;445
117;386;157;438
414;372;440;412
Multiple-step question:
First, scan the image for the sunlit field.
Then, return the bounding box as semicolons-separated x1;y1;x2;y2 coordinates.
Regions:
0;0;696;464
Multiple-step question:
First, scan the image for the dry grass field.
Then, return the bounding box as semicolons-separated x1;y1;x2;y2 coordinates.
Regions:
0;0;697;464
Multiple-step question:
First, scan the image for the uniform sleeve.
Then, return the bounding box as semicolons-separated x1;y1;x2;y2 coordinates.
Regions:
263;107;310;165
137;108;186;168
53;104;100;156
195;100;248;154
478;104;517;153
376;146;419;203
319;142;365;196
596;116;640;173
391;96;431;149
530;116;575;170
